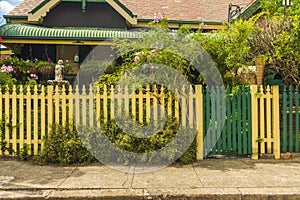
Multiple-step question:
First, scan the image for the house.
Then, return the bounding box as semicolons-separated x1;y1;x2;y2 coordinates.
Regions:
0;0;253;73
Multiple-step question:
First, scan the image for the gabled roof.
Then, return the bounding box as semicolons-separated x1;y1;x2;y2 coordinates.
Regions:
6;0;253;24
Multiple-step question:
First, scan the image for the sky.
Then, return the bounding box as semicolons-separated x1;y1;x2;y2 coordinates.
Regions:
0;0;22;25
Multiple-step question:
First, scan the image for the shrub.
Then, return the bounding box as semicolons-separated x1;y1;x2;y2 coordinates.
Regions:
33;124;95;165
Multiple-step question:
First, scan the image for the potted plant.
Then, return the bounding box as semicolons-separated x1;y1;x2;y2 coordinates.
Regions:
36;60;55;75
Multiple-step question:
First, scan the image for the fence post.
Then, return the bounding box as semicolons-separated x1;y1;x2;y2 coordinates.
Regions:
272;85;280;159
250;85;259;159
196;85;203;160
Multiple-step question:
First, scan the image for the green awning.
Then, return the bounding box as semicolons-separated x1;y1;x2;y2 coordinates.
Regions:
0;23;142;40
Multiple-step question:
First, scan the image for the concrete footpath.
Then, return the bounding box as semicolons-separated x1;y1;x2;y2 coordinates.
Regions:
1;159;300;199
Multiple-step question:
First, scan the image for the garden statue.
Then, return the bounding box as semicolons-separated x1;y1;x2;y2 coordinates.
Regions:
55;60;64;81
47;59;69;91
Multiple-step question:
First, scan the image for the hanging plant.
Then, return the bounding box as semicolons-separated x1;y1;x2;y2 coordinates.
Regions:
36;61;55;75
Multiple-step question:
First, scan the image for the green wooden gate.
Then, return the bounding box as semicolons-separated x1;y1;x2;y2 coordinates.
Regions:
203;85;252;157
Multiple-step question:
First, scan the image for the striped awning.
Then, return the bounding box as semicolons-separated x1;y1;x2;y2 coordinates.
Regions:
0;23;142;40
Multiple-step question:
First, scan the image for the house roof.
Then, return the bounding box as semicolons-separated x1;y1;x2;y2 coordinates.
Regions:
6;0;253;23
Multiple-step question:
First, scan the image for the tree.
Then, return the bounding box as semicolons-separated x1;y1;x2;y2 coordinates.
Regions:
193;0;300;85
250;0;300;84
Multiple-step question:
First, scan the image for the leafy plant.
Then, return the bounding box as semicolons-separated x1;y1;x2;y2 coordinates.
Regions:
79;117;197;165
33;124;95;165
19;143;30;160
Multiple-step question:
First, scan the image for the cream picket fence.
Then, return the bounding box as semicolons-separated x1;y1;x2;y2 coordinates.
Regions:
0;84;282;160
0;84;203;159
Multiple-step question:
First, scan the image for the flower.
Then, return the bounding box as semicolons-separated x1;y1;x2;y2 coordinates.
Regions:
1;65;14;73
154;12;163;23
30;73;38;80
150;49;156;53
134;56;140;62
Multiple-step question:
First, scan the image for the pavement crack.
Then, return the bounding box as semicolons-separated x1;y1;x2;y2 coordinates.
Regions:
130;169;135;189
57;167;78;188
192;164;204;187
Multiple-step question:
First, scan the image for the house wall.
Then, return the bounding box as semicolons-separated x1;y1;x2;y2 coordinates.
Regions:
43;2;128;28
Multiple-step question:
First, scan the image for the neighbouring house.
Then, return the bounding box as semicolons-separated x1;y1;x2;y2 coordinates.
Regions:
0;0;254;78
0;44;12;61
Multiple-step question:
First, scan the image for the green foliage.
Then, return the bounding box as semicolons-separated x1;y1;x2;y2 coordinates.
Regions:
19;144;30;161
99;25;204;88
191;0;300;85
0;72;16;87
33;124;95;165
79;117;196;165
0;57;57;86
249;0;300;84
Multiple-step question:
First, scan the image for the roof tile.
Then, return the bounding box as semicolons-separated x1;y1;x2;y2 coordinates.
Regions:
7;0;44;16
6;0;253;23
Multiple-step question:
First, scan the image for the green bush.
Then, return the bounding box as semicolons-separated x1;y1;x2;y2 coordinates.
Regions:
33;118;196;166
33;124;95;165
79;117;197;165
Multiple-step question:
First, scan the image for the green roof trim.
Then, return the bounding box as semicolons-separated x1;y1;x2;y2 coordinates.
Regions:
3;15;28;19
113;0;137;18
0;23;142;40
236;0;261;21
137;19;223;25
30;0;51;14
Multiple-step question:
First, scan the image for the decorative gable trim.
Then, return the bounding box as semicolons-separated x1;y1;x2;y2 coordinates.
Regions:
27;0;137;24
28;0;61;22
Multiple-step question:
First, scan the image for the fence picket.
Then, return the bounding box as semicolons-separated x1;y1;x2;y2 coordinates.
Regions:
232;90;237;154
47;86;54;138
11;86;17;153
266;86;272;154
216;86;221;154
195;85;203;160
241;86;247;154
259;85;265;154
226;87;232;154
295;86;299;152
289;86;293;152
68;85;74;129
251;85;259;159
247;87;252;154
88;85;94;127
61;85;67;127
33;86;39;155
282;86;287;153
40;86;46;150
25;87;31;154
103;85;108;123
19;86;24;152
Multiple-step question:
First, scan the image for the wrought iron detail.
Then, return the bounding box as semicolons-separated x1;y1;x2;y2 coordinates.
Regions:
228;3;243;23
